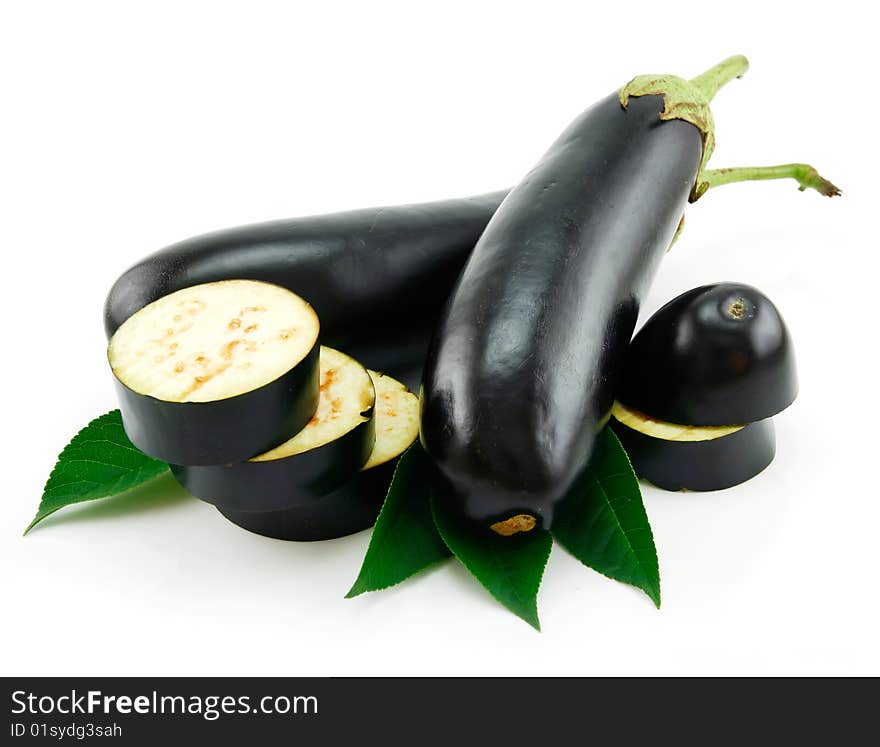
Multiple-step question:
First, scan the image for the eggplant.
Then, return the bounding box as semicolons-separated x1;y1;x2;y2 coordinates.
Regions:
616;283;797;425
108;280;320;465
340;321;433;393
610;403;776;491
611;283;796;491
171;346;376;510
420;79;706;530
421;55;835;532
211;370;419;541
104;191;506;383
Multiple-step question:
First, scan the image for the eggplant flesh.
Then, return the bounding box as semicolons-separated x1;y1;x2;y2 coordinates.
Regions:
610;401;744;440
214;370;420;541
611;416;776;491
420;93;702;528
104;192;506;349
617;283;797;425
108;280;320;465
171;347;376;510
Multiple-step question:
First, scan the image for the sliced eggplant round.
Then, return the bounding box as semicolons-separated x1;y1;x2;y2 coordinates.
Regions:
214;369;419;541
610;402;776;491
216;463;396;542
617;283;797;426
171;346;376;511
107;279;320;465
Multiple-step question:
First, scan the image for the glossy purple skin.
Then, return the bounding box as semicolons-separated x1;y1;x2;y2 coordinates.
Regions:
611;418;776;491
104;193;506;389
170;403;375;511
215;459;396;541
104;192;506;343
617;283;797;425
420;93;702;528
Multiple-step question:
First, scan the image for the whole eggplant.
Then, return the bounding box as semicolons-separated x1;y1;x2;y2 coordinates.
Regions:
421;55;839;532
420;90;702;530
104;192;506;385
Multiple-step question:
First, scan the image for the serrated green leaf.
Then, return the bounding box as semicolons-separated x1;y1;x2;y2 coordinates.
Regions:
346;445;451;597
431;494;552;631
552;427;661;607
25;410;170;534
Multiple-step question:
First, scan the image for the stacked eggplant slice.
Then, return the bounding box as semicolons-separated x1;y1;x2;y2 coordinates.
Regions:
107;279;419;540
108;280;321;465
610;283;797;491
217;369;419;541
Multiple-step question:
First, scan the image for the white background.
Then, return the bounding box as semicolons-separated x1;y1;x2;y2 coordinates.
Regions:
1;1;877;676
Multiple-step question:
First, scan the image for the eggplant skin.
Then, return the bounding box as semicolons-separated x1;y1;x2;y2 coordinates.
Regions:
617;283;797;425
216;459;395;541
171;389;376;512
420;93;702;528
169;408;375;512
610;418;776;491
104;192;506;349
341;321;431;393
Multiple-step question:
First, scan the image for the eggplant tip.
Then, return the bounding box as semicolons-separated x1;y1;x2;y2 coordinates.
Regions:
490;514;537;536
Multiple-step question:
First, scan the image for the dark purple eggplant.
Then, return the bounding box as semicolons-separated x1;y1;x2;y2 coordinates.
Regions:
420;56;837;532
104;191;507;385
617;283;797;425
420;84;701;530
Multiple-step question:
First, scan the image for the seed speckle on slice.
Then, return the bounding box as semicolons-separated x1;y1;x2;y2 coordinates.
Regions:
108;280;318;403
250;347;374;462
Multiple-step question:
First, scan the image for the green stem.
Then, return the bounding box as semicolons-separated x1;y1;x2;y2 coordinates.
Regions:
690;55;750;102
702;164;841;197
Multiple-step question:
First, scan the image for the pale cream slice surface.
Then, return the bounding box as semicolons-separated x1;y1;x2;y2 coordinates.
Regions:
362;371;419;470
108;280;319;404
250;347;374;462
611;400;744;442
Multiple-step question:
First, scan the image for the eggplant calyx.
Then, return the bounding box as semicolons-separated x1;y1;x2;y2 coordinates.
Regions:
490;514;537;536
619;55;749;201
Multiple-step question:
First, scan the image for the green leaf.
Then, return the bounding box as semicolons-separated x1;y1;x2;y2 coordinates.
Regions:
26;410;170;534
346;445;451;597
552;427;661;607
431;495;552;631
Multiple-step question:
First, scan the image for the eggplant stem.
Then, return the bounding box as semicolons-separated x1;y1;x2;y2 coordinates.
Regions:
690;55;749;102
701;164;842;197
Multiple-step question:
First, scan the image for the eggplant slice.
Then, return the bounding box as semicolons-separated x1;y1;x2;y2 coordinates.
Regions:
108;279;320;465
217;369;420;541
610;401;775;491
362;371;420;469
172;346;376;512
